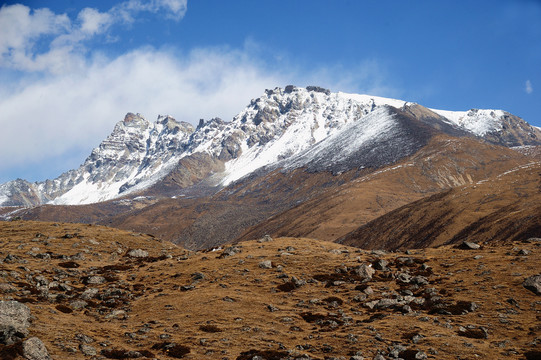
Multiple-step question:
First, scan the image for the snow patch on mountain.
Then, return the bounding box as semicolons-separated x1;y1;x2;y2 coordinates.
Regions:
219;88;406;185
432;108;506;136
284;107;396;171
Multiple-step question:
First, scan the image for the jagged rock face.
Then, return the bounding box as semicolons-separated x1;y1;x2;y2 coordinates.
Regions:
5;113;195;206
432;108;541;146
0;179;43;207
1;86;540;207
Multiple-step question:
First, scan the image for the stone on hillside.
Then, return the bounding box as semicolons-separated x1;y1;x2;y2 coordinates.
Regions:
127;249;149;258
258;235;273;243
411;275;429;286
75;333;95;344
457;325;488;339
259;260;273;269
0;300;31;345
0;283;17;293
457;241;480;250
219;246;242;258
191;272;205;281
354;264;375;281
523;274;541;295
79;344;97;356
85;276;106;285
22;337;52;360
372;259;389;271
69;300;88;310
397;272;412;284
80;288;99;300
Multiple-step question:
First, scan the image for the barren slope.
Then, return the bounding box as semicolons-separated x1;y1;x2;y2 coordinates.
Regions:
237;136;534;244
338;161;541;250
0;221;540;360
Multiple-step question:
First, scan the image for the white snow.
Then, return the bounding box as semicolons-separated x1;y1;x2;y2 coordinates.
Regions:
431;108;506;136
219;89;398;185
338;92;408;109
285;107;397;170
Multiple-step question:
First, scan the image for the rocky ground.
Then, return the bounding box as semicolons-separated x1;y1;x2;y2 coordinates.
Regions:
0;221;540;359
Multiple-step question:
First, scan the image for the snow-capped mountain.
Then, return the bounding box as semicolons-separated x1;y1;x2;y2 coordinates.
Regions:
1;85;540;207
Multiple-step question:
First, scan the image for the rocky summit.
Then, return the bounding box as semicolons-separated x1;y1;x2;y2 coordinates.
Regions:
0;221;540;359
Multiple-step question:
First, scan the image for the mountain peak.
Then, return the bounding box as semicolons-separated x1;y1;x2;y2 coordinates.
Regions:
123;112;146;125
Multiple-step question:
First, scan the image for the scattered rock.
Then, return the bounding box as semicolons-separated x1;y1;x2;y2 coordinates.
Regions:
457;241;481;250
259;260;273;269
523;274;541;295
354;264;375;281
79;343;97;356
191;272;205;281
0;283;17;293
398;349;428;360
80;288;99;300
127;249;149;258
258;235;273;243
69;300;88;310
457;325;489;339
75;333;95;344
84;276;106;285
0;300;31;345
372;259;389;271
219;246;242;258
22;337;52;360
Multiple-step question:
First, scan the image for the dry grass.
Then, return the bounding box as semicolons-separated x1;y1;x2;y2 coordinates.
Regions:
0;221;539;359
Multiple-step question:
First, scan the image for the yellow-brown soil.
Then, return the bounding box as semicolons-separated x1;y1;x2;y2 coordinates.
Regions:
0;221;540;359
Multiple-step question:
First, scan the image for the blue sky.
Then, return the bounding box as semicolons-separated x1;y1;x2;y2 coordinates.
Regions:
0;0;540;183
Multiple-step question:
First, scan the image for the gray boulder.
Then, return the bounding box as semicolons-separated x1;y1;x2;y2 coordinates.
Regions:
354;264;375;281
22;337;52;360
523;274;541;295
127;249;149;258
0;300;31;345
457;241;480;250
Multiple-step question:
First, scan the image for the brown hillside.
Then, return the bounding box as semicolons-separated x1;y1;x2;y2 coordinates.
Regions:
338;161;541;250
8;137;536;251
236;135;533;244
0;221;540;359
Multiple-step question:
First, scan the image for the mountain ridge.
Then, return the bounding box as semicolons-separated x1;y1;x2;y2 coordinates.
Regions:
2;85;540;207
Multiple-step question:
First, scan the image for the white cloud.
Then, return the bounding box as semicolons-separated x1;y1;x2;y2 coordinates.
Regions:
0;4;71;71
110;0;187;20
0;1;395;183
0;47;288;176
525;79;533;94
77;8;114;36
0;1;187;73
0;44;396;182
